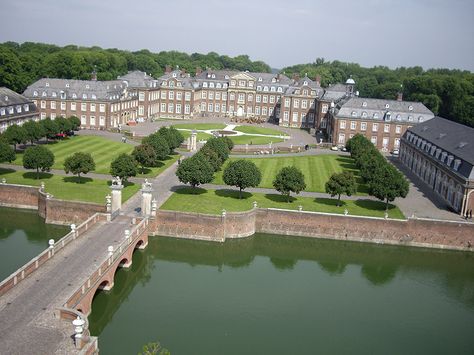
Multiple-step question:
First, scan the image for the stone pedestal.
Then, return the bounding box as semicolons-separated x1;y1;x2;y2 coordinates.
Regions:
190;131;197;151
110;177;123;215
141;179;154;217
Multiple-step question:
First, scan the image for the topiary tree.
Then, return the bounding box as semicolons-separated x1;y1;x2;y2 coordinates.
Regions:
168;126;185;150
142;133;170;160
23;145;54;179
325;171;357;206
55;116;73;134
203;137;230;162
132;144;157;173
68;116;81;131
64;152;96;182
369;164;409;211
0;141;15;163
110;153;138;182
22;120;45;144
223;159;261;199
199;145;223;171
176;154;214;189
221;136;234;151
40;117;60;140
4;124;27;151
273;166;306;202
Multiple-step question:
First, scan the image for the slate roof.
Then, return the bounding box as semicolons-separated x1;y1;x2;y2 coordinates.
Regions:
320;83;348;102
195;69;239;82
23;78;128;101
335;97;434;124
118;71;158;89
0;87;38;119
407;116;474;168
158;70;194;89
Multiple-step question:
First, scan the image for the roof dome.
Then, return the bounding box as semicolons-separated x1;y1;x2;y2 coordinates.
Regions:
345;77;355;85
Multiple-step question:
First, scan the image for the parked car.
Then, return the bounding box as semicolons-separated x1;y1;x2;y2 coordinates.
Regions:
392;149;400;156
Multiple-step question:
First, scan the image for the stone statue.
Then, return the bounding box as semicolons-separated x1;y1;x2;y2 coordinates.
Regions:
112;176;122;186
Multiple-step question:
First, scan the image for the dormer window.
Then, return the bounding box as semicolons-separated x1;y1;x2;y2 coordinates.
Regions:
33;91;38;96
52;92;57;97
272;78;276;83
85;84;90;89
91;94;96;99
362;101;367;107
42;91;47;97
203;82;208;88
223;83;228;88
453;159;461;171
257;86;262;91
172;73;177;78
24;104;29;112
16;105;22;113
8;107;14;114
303;81;308;86
419;116;424;122
263;86;269;92
408;105;413;111
303;89;308;95
169;81;175;87
45;82;50;87
224;75;229;80
430;145;436;155
447;155;454;166
83;94;87;99
270;86;276;92
258;77;263;82
211;74;216;79
209;82;215;88
373;113;379;119
162;81;167;86
0;108;4;115
396;114;401;120
177;82;182;87
216;83;222;89
440;151;447;162
72;93;77;99
385;103;389;109
65;83;70;88
231;80;236;86
361;111;367;118
351;111;357;117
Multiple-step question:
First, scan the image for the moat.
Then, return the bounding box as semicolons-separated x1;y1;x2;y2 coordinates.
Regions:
1;208;473;354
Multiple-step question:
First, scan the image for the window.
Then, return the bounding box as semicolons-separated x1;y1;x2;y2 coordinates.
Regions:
185;92;191;101
70;102;76;111
321;118;327;128
200;102;206;112
263;95;268;103
283;111;289;121
256;95;261;103
90;103;96;112
216;92;221;100
208;103;213;112
303;89;308;95
385;103;390;109
161;91;166;99
339;120;346;129
61;102;66;110
351;111;357;117
395;125;401;134
301;100;307;109
91;94;96;100
41;112;46;119
394;138;400;148
99;116;105;126
33;91;38;97
215;103;220;112
168;103;174;113
248;94;253;102
50;101;56;109
24;104;29;112
90;116;96;126
361;111;367;118
373;113;379;119
42;91;47;97
262;107;268;115
45;82;50;87
453;159;461;171
371;136;377;145
221;104;226;112
82;94;87;99
168;91;174;100
238;94;245;103
160;103;166;112
277;87;283;93
362;101;367;107
321;104;328;113
384;124;390;133
16;105;22;113
338;134;345;144
139;106;144;115
209;92;214;100
372;123;378;132
350;121;356;130
229;93;235;101
41;101;46;109
255;106;261;115
185;104;190;114
81;115;86;125
292;112;298;122
293;99;299;108
176;104;182;114
81;103;87;112
222;93;227;101
239;80;246;87
99;104;105;113
209;82;215;88
285;98;290;108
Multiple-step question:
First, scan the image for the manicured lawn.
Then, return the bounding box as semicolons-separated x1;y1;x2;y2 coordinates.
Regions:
13;135;179;178
213;155;368;194
13;136;133;175
0;168;140;204
171;123;227;130
229;135;284;145
234;126;288;136
136;154;180;177
178;130;213;142
160;187;405;219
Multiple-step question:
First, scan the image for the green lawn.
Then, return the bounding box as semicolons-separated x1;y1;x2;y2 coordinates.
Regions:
13;136;179;178
171;123;227;130
0;168;140;204
213;155;368;194
233;126;288;136
160;187;405;219
229;135;284;145
136;154;180;177
178;130;213;142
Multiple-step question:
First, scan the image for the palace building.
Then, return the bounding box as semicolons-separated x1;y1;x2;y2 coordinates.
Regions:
0;87;39;133
399;117;474;216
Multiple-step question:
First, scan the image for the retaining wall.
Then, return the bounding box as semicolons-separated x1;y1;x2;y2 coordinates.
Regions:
153;208;474;251
0;183;105;225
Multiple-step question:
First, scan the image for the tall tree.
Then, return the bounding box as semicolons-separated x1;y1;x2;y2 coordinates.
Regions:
325;171;357;206
142;133;170;160
110;153;138;182
4;124;27;151
132;144;157;173
22;120;45;144
23;145;55;179
176;154;214;189
273;166;306;202
223;159;262;199
0;142;15;163
369;164;409;211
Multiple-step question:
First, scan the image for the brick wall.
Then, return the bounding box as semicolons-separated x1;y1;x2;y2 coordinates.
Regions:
0;184;38;209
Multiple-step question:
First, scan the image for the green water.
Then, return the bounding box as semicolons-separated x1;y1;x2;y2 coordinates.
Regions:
0;207;69;281
89;235;474;355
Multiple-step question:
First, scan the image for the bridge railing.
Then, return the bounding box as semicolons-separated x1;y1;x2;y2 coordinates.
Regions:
0;213;107;297
66;217;150;309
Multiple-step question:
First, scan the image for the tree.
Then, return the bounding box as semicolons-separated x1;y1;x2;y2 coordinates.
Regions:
203;137;230;162
68;116;81;131
22;120;45;144
176;154;214;189
196;147;221;172
138;341;170;355
369;164;409;211
161;126;184;150
273;166;306;202
142;133;170;160
4;124;27;151
23;145;55;179
110;153;138;182
40;118;60;140
132;144;157;173
223;160;261;199
325;171;357;206
63;152;95;181
55;116;73;134
0;142;15;163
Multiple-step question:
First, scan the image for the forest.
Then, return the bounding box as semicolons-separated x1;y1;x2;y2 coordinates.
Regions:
0;42;472;127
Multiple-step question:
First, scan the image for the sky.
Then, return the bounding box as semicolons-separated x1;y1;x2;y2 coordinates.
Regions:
1;0;473;71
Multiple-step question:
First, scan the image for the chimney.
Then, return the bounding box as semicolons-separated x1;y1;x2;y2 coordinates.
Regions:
397;92;403;101
276;73;281;82
181;68;186;77
315;75;321;87
292;73;300;82
196;67;202;76
165;65;172;74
